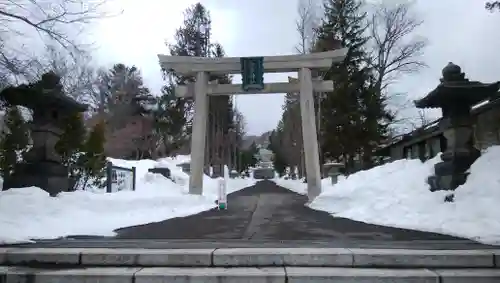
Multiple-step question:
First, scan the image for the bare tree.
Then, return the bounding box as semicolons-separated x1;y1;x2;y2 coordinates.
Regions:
0;0;116;84
295;0;320;54
0;0;111;51
294;0;322;171
31;45;99;109
367;1;428;139
385;93;435;136
368;1;427;93
413;109;432;130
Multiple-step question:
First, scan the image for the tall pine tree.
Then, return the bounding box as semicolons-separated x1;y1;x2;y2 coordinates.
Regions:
96;63;157;159
315;0;391;172
153;84;188;156
238;142;258;174
268;128;288;176
279;77;304;176
97;63;154;129
160;3;237;173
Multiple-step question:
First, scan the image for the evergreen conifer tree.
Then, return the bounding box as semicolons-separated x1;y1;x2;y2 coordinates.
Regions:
0;106;29;178
56;112;85;162
315;0;391;172
238;142;258;174
158;3;237;167
268;130;287;176
55;112;87;189
80;121;106;189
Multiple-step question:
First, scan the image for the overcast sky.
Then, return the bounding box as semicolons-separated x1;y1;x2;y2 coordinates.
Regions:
91;0;500;136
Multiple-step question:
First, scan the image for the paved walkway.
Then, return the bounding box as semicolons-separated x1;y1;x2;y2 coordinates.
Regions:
4;181;495;249
113;181;475;242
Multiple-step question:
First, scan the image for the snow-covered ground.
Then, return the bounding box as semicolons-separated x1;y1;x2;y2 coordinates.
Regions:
0;155;255;244
275;146;500;245
3;146;500;245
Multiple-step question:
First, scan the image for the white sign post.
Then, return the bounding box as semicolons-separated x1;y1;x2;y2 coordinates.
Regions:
217;177;227;210
217;165;229;210
224;165;229;189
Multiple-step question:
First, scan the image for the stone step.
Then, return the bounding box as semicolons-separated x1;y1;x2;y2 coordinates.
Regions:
1;247;499;268
1;266;500;283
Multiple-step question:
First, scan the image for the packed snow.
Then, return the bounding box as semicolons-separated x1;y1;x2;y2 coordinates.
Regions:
2;146;500;246
275;146;500;245
0;155;255;244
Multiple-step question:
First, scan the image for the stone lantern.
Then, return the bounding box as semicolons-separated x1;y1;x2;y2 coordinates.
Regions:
0;72;88;196
414;63;500;192
323;162;344;185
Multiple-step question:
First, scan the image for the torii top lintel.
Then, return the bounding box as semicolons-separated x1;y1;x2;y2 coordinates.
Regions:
157;48;348;76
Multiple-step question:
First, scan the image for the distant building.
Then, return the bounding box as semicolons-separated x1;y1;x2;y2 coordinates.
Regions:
86;113;158;159
377;97;500;162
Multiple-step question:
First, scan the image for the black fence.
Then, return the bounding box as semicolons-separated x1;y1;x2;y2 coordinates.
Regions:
105;161;137;193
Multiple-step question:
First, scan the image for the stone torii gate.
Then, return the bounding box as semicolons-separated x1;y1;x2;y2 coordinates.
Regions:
158;48;347;201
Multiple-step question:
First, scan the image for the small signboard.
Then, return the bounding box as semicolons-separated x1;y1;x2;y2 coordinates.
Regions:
106;162;136;193
240;57;264;92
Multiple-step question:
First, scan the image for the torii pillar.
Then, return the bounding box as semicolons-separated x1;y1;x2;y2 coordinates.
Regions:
190;71;208;195
299;67;322;200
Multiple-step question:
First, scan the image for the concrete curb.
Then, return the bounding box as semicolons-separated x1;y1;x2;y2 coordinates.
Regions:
0;247;499;268
1;266;500;283
284;267;500;283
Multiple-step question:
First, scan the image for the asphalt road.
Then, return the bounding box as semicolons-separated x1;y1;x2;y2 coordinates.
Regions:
113;180;480;241
3;180;495;249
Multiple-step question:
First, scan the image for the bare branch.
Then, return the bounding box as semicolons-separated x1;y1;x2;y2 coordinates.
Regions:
23;44;99;114
389;95;436;135
368;1;428;92
486;1;500;11
0;0;116;53
295;0;320;54
0;0;120;84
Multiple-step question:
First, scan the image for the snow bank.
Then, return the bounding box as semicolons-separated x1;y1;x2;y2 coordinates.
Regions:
275;147;500;245
0;155;256;244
